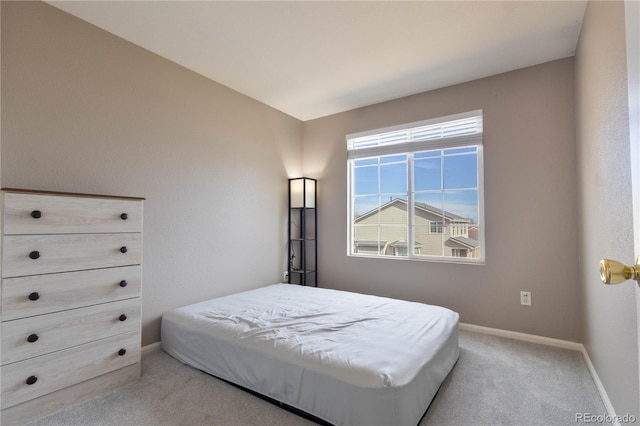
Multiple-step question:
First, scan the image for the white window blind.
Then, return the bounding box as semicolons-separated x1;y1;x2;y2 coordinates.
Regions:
347;110;483;159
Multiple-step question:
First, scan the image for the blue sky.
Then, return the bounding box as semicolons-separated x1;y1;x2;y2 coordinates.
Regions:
353;147;480;222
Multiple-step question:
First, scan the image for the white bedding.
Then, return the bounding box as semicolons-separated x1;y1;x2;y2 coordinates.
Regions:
161;284;459;425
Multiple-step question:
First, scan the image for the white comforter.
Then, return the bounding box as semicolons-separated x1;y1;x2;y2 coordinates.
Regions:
163;284;459;389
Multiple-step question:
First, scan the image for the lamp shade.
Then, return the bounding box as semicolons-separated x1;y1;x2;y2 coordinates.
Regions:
289;178;316;208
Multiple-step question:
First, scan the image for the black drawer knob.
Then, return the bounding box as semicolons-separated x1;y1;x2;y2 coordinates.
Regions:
31;210;42;219
120;246;128;254
27;334;39;343
119;280;128;288
26;375;38;385
29;251;40;260
119;314;127;322
28;292;40;301
120;213;128;220
118;348;126;356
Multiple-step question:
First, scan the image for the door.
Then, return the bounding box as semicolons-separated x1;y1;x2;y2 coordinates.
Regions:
626;0;640;410
599;0;640;413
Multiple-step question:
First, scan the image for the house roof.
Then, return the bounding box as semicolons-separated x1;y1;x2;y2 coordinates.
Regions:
414;201;469;222
448;236;480;249
355;198;471;223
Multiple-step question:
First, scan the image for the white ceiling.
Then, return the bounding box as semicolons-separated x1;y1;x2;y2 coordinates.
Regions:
47;1;587;121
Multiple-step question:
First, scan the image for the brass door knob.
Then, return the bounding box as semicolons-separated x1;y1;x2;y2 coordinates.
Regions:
599;258;640;285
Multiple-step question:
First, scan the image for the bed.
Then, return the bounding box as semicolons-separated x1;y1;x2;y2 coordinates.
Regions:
161;284;459;426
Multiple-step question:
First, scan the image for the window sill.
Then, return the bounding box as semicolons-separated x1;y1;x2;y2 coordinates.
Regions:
347;253;485;265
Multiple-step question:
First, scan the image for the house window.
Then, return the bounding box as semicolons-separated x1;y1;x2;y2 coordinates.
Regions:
452;249;468;257
393;246;407;257
430;222;444;233
347;110;484;263
451;223;468;237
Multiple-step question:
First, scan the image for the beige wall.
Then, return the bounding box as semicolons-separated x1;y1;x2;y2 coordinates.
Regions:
575;0;639;418
3;0;639;416
0;1;303;346
5;4;640;416
304;58;581;342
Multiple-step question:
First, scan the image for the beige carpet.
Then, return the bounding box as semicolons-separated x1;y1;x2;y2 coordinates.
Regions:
27;329;607;426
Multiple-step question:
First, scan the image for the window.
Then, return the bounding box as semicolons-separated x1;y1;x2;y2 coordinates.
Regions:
393;246;407;257
452;249;468;258
347;110;484;263
451;223;468;238
430;222;444;234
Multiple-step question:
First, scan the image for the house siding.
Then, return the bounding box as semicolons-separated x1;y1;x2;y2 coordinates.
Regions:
354;201;474;257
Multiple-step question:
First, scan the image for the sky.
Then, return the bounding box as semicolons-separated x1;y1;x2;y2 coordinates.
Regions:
352;147;480;223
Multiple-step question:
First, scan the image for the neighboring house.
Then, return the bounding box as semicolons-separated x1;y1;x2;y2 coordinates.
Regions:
353;198;480;258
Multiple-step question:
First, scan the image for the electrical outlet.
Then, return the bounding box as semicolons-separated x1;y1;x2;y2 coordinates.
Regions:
283;270;289;282
520;291;531;306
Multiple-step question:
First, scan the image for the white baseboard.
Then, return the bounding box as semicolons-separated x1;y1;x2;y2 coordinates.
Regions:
141;341;162;356
579;345;620;426
459;322;618;424
459;322;583;351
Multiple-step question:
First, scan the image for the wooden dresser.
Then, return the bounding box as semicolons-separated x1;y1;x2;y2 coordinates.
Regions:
0;189;144;423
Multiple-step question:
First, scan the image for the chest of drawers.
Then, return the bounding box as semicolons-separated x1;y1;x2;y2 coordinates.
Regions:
0;189;144;423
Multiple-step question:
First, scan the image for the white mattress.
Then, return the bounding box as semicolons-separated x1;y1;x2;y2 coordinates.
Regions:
161;284;459;426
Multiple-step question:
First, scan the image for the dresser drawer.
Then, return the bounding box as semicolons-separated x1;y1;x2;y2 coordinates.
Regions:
2;298;140;365
1;266;141;321
2;233;142;278
1;330;140;409
2;192;142;235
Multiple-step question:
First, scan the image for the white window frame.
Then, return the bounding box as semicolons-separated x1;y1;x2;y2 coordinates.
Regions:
346;110;485;264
